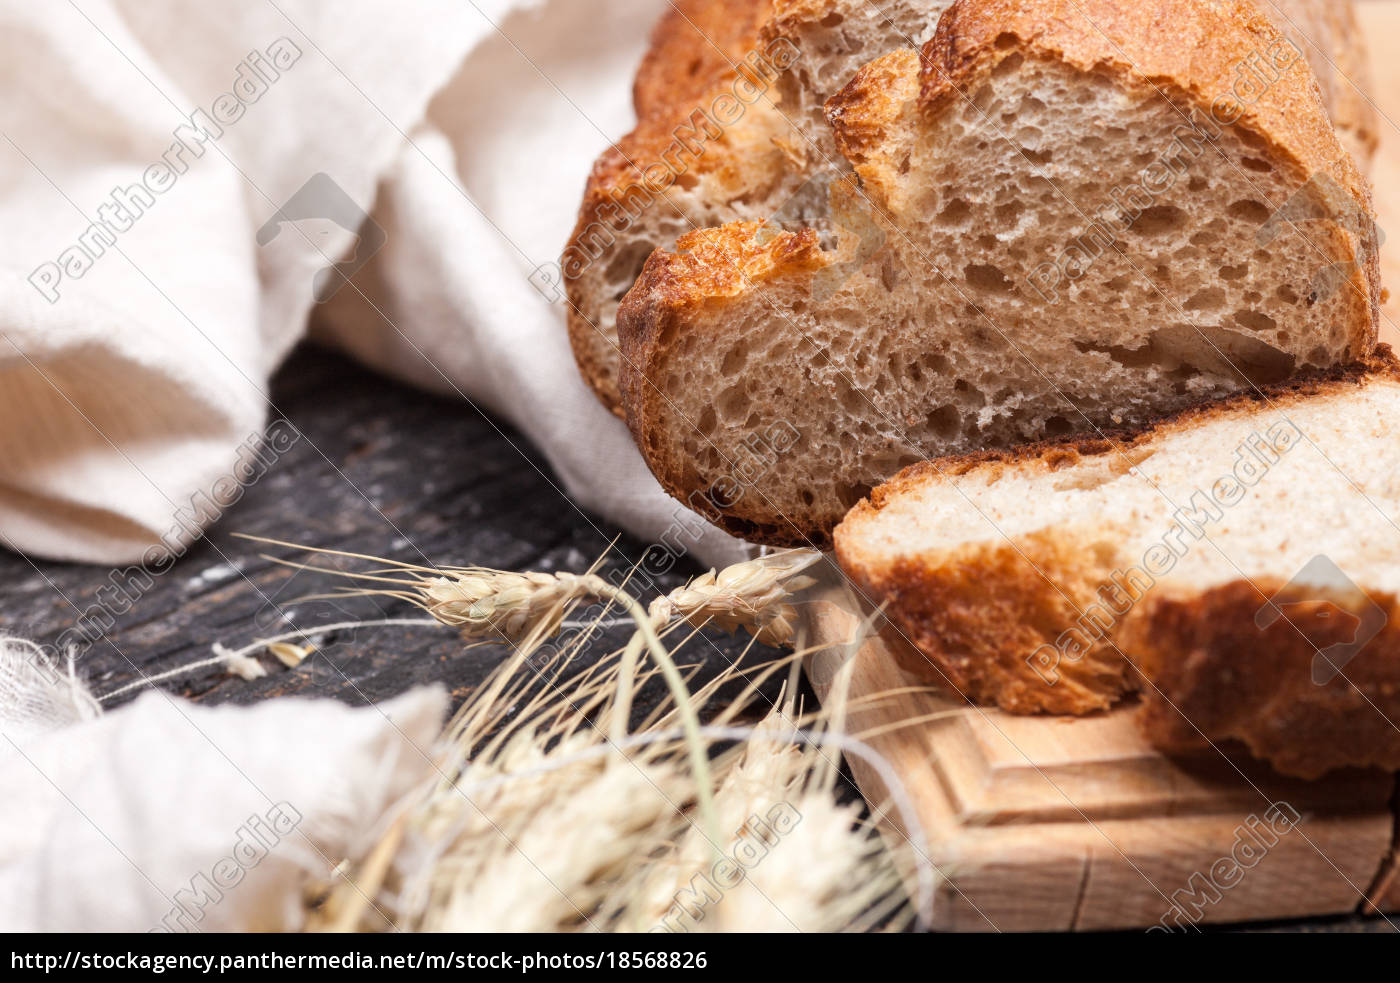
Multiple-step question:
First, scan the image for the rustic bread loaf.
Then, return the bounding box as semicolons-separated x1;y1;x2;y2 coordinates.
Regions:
618;0;1380;549
566;0;1377;417
834;351;1400;779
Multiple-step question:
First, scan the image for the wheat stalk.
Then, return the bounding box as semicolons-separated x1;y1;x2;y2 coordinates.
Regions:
123;538;926;933
418;570;591;643
648;549;822;646
247;543;707;846
306;628;915;934
243;536;822;650
248;541;824;847
411;551;823;650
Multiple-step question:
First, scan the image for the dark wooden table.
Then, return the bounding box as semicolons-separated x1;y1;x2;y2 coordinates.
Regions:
0;345;780;722
1;343;1388;933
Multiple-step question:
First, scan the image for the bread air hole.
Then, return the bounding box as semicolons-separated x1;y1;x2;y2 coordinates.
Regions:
926;405;961;440
605;240;657;299
954;378;987;408
965;263;1015;293
721;342;749;374
835;481;873;511
1227;199;1271;224
921;352;951;375
1185;287;1225;311
937;198;972;225
1233;310;1277;333
995;52;1026;79
838;382;866;414
1052;448;1156;491
880;255;900;291
1128;205;1187;236
718;385;749;421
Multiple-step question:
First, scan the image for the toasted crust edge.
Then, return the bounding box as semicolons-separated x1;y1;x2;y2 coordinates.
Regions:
1123;579;1400;779
632;0;776;123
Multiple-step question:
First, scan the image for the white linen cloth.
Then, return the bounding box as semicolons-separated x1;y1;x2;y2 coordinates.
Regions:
0;0;748;569
0;635;446;933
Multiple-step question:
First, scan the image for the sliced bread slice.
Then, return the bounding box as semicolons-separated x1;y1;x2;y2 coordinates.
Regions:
564;0;957;414
834;352;1400;778
618;0;1380;549
562;0;782;415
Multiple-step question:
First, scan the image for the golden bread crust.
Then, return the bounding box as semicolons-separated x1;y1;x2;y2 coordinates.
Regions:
870;530;1137;715
633;0;776;122
1267;0;1379;166
1121;578;1400;779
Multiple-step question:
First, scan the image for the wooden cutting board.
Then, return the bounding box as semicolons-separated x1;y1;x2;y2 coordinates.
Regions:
801;5;1400;929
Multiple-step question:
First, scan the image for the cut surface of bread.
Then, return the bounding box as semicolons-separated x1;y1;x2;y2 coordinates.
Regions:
566;0;1376;416
563;0;785;416
834;353;1400;778
565;0;957;414
619;0;1380;549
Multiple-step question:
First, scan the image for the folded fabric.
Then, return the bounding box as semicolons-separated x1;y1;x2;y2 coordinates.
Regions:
0;637;445;933
0;0;748;570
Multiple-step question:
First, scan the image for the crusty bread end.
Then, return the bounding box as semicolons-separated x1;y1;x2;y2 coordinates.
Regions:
836;349;1400;778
